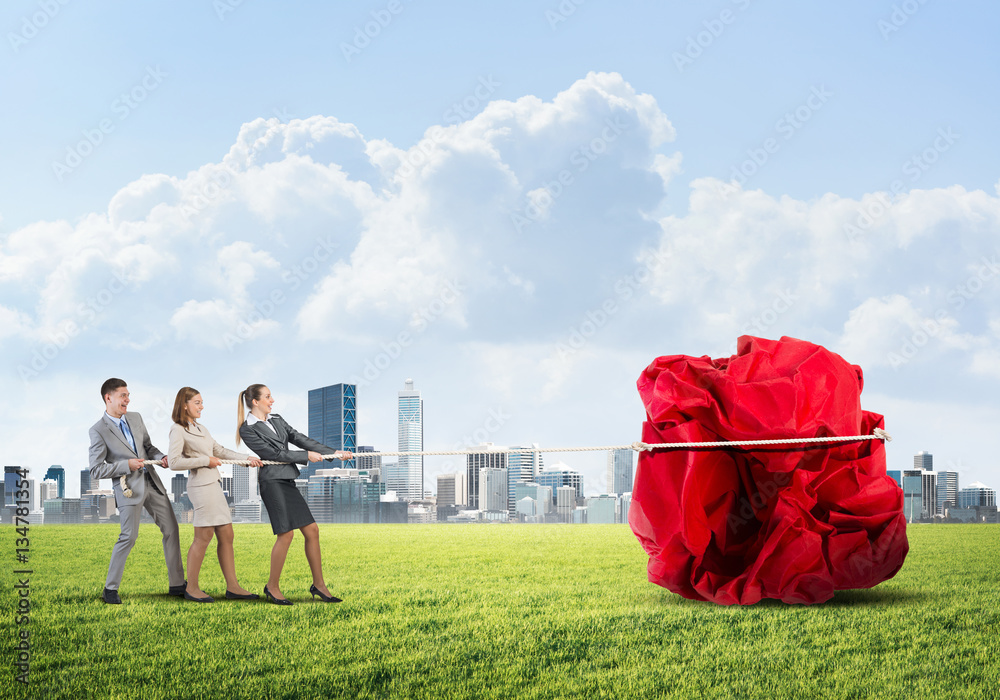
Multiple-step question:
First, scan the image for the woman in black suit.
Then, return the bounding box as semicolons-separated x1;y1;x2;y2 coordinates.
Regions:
236;384;353;605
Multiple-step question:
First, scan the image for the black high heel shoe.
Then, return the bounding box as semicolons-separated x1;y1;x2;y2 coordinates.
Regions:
263;585;292;606
309;584;342;603
225;590;260;600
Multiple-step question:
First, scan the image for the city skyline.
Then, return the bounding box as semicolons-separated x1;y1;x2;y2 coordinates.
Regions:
4;428;996;503
7;444;998;526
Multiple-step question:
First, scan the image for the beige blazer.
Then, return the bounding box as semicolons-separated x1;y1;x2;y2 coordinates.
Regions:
168;421;249;488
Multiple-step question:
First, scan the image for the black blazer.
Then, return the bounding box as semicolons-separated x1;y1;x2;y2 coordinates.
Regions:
238;414;333;481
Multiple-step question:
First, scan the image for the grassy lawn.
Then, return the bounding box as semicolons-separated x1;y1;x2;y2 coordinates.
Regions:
2;523;998;699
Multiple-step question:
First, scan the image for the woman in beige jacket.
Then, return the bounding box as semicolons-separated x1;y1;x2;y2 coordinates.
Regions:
169;386;262;602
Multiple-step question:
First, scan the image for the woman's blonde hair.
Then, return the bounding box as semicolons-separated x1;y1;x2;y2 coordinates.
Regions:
236;384;268;445
172;387;200;427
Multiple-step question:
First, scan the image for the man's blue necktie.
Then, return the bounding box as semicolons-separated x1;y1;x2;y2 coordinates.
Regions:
120;418;137;454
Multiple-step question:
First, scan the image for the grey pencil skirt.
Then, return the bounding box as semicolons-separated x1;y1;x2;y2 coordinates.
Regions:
259;478;315;535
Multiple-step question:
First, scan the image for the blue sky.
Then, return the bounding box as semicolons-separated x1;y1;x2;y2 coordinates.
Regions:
2;0;999;500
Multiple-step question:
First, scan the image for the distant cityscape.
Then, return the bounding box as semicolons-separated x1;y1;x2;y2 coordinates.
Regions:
3;381;996;526
890;451;998;523
2;378;634;526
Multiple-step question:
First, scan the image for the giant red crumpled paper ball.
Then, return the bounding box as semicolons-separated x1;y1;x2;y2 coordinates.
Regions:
629;335;908;605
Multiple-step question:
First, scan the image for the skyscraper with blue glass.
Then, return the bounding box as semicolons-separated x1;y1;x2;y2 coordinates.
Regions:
44;465;65;499
307;383;357;480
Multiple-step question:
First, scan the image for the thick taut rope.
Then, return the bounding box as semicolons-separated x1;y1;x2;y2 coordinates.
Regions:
119;429;891;497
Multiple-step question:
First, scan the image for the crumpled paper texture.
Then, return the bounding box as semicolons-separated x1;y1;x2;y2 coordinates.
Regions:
629;336;908;605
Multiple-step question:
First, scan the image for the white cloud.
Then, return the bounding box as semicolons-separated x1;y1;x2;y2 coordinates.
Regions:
3;73;1000;495
836;294;970;369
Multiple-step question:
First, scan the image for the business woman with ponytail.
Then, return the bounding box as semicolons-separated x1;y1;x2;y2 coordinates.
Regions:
236;384;353;605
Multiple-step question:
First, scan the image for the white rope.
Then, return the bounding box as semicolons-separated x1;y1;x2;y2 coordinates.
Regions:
120;429;890;497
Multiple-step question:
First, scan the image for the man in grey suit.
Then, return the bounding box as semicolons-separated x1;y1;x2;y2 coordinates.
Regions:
89;378;185;604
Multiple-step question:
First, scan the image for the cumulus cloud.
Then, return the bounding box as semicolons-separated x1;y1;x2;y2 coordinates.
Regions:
3;72;1000;492
836;294;970;369
640;177;1000;375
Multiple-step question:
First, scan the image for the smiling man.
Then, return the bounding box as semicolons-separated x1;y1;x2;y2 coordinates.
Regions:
88;378;185;604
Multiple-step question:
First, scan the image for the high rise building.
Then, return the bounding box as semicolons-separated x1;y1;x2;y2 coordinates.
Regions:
513;482;553;522
398;379;423;502
913;451;933;471
307;383;357;478
218;476;233;505
958;482;997;508
356;445;382;472
43;498;82;524
921;471;937;519
307;468;386;523
887;470;902;488
480;467;508;514
45;466;65;498
607;448;634;495
171;473;188;503
587;495;618;524
4;466;25;506
382;461;407;498
556;485;576;522
466;444;507;510
536;463;583;507
24;478;36;512
516;496;537;521
936;470;959;515
79;469;92;497
507;445;542;518
437;472;467;507
902;471;923;522
620;492;632;523
39;480;59;503
232;464;259;504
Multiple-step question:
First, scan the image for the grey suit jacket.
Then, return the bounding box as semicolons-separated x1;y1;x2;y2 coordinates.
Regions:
238;414;332;481
89;411;168;507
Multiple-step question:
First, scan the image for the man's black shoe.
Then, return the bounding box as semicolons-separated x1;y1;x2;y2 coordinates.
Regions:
102;588;122;604
168;581;187;597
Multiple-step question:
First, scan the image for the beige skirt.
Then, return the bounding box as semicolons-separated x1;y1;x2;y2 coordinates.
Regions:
188;481;232;527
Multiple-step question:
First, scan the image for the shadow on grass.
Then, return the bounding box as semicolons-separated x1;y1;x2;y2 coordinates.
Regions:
823;587;933;607
642;586;932;608
58;592;191;605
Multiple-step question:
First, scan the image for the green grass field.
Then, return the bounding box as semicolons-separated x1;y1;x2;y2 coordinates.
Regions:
2;523;998;699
